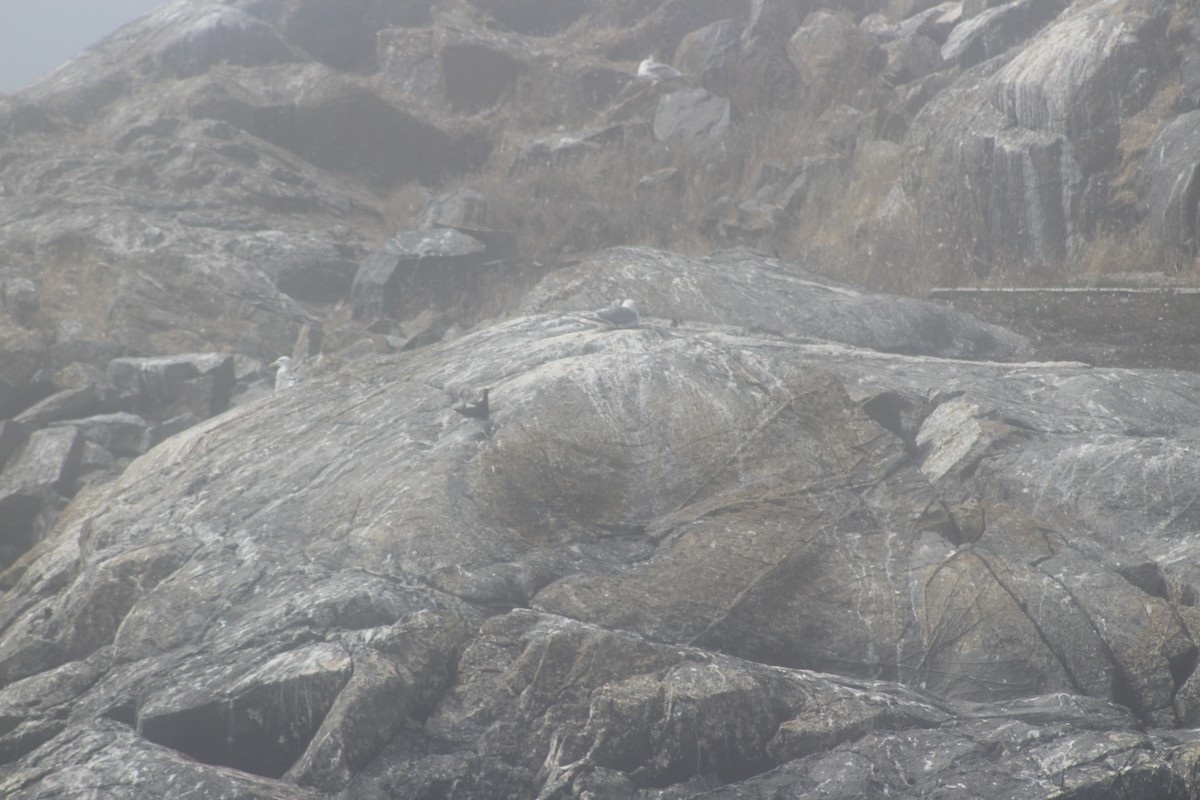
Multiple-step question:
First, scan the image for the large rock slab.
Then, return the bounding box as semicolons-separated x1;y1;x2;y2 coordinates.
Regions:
48;413;151;459
4;249;1200;793
905;0;1172;269
1143;110;1200;257
941;0;1067;68
521;246;1029;360
653;87;731;142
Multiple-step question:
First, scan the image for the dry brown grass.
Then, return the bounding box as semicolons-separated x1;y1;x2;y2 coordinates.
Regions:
372;0;1199;301
1078;225;1196;278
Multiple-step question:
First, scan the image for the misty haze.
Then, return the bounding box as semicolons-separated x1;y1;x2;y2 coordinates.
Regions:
1;0;1199;798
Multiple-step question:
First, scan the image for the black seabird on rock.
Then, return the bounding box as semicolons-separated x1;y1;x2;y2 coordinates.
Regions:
269;356;299;391
593;299;640;329
455;387;490;420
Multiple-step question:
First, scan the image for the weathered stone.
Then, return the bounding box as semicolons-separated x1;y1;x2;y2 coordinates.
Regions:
882;33;941;86
138;642;352;778
351;229;487;320
440;39;523;114
12;364;114;428
788;10;883;107
2;0;1200;795
224;229;362;305
49;413;151;458
941;0;1067;69
146;5;302;79
422;188;489;230
45;339;123;372
0;427;83;565
0;719;321;799
0;347;48;420
464;0;589;37
0;427;83;498
512;124;622;170
988;0;1167;171
146;413;203;448
522;246;1028;360
0;420;27;473
1142;110;1200;257
675;19;740;94
653;87;730;142
905;0;1172;270
75;440;117;474
0;647;111;763
1;276;39;324
284;610;474;792
105;353;234;422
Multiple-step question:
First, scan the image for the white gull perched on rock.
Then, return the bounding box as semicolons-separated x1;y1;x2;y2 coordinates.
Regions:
637;58;686;83
269;356;299;391
592;299;640;329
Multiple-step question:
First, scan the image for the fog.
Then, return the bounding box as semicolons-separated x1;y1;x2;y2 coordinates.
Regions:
0;0;162;93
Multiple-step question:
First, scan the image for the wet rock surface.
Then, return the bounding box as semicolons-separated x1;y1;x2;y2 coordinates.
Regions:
3;0;1200;796
3;248;1200;796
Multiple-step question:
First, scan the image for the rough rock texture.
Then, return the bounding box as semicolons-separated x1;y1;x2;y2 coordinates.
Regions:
4;0;1200;796
5;248;1200;796
906;0;1173;270
1144;110;1200;256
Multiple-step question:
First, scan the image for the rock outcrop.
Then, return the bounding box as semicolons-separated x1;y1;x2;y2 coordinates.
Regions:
3;0;1200;795
4;248;1200;796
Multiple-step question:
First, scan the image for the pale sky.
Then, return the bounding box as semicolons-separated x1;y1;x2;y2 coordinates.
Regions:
0;0;165;93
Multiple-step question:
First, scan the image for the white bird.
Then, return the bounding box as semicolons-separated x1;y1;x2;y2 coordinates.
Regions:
593;299;640;329
637;58;686;83
269;356;299;391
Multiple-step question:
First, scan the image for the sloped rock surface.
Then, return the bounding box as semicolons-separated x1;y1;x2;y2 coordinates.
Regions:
1144;110;1200;255
3;254;1200;796
906;0;1173;269
4;0;1200;796
523;246;1029;360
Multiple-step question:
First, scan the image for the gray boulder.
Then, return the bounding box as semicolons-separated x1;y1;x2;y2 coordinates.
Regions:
0;427;83;563
351;229;488;321
788;10;883;108
0;427;83;499
675;19;740;95
49;413;151;459
12;364;114;429
106;353;235;422
653;88;731;143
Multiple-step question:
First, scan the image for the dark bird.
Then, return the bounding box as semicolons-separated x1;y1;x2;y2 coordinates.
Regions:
455;387;490;420
593;299;640;329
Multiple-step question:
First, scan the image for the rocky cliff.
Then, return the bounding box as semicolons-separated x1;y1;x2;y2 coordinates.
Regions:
4;0;1200;798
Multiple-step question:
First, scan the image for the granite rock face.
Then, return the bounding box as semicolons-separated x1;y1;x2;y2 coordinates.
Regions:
3;249;1200;797
3;0;1200;796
